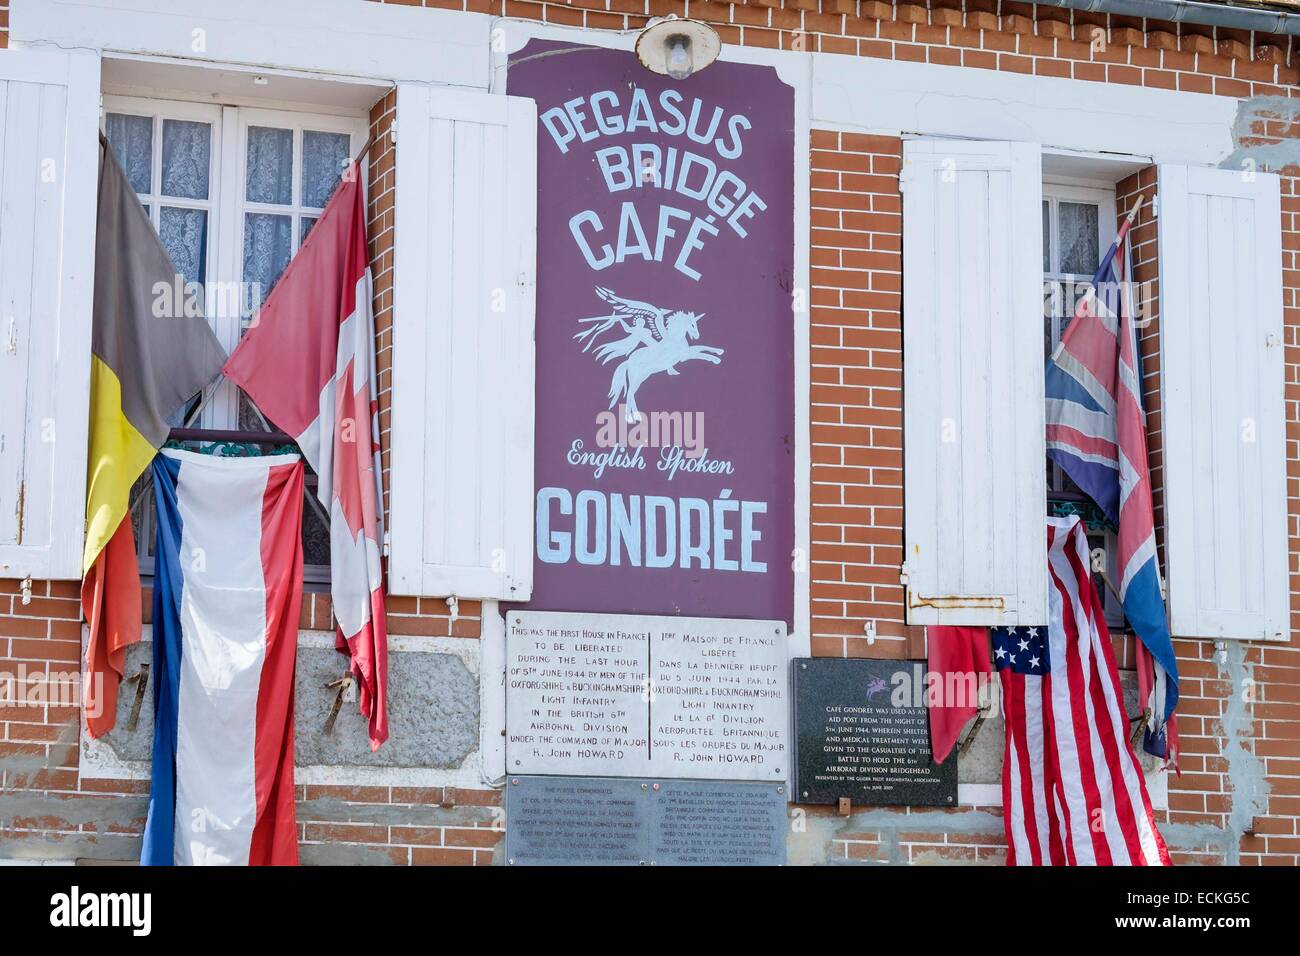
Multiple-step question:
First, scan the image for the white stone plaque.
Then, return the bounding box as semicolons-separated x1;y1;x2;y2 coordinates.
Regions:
506;611;788;780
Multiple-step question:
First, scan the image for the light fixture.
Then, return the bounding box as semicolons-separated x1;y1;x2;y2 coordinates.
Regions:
635;15;721;81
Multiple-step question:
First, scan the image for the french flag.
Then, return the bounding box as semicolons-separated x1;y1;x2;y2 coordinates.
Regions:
141;448;305;866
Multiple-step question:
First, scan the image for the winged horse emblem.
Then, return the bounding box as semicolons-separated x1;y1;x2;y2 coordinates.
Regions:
574;286;724;423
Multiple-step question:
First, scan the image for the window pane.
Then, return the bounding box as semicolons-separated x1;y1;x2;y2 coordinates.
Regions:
105;113;153;194
159;207;208;285
301;215;318;244
237;389;271;429
1058;201;1099;275
129;473;155;560
301;497;331;567
1060;278;1091;331
1042;199;1050;272
243;212;293;313
1043;281;1058;359
302;130;350;208
246;126;293;205
238;391;268;432
160;119;211;200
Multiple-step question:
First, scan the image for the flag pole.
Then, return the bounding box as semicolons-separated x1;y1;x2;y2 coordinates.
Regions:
1125;191;1145;226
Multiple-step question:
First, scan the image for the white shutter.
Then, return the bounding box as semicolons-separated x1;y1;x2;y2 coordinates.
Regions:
901;139;1046;626
0;50;99;581
1157;165;1287;641
389;85;536;600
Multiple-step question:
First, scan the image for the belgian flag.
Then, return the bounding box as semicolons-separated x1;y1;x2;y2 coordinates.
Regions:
81;139;226;737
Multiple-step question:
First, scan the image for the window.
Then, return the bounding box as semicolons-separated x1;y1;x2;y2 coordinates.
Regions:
102;103;218;288
1041;182;1124;626
103;96;368;583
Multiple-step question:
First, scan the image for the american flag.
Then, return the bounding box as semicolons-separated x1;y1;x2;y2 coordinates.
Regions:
997;517;1169;866
1044;203;1179;764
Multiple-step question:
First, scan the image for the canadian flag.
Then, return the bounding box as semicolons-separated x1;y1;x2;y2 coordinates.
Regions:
224;171;388;750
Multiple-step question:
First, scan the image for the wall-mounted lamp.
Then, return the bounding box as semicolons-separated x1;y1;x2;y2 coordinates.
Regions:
635;15;721;81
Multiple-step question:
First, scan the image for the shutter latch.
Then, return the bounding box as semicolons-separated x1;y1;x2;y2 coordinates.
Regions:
907;592;1006;611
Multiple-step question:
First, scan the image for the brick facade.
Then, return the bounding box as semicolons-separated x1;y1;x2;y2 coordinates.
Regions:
3;1;1300;865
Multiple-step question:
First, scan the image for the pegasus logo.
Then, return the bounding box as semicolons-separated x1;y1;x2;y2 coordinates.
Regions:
574;287;724;423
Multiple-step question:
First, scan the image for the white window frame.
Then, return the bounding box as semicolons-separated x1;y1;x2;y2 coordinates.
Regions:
1041;181;1118;353
98;96;223;288
224;107;368;427
102;95;367;428
101;94;367;583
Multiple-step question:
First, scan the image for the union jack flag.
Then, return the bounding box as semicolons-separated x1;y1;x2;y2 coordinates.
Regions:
997;518;1170;866
1044;206;1178;765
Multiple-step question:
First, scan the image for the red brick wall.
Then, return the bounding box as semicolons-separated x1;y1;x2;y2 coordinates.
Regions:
808;131;916;660
4;1;1300;865
1116;168;1163;563
375;0;1300;93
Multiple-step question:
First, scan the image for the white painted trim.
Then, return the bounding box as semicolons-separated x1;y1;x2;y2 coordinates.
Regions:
959;769;1168;811
79;630;487;790
812;51;1236;167
492;19;813;659
1041;145;1152;187
10;0;492;89
957;784;1002;807
102;53;390;116
0;858;75;866
478;601;506;788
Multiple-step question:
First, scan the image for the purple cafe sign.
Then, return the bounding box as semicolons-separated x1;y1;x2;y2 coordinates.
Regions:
508;40;794;625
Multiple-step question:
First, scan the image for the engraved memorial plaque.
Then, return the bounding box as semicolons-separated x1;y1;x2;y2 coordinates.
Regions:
505;775;787;866
793;657;957;806
507;611;789;780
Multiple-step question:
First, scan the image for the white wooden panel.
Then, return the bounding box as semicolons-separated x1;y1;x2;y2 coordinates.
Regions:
389;84;536;600
0;49;99;581
901;139;1046;626
811;51;1234;168
1158;165;1288;641
12;0;489;90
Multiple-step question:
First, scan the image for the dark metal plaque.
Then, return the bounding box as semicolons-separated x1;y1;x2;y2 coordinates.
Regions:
505;776;787;866
793;658;957;807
